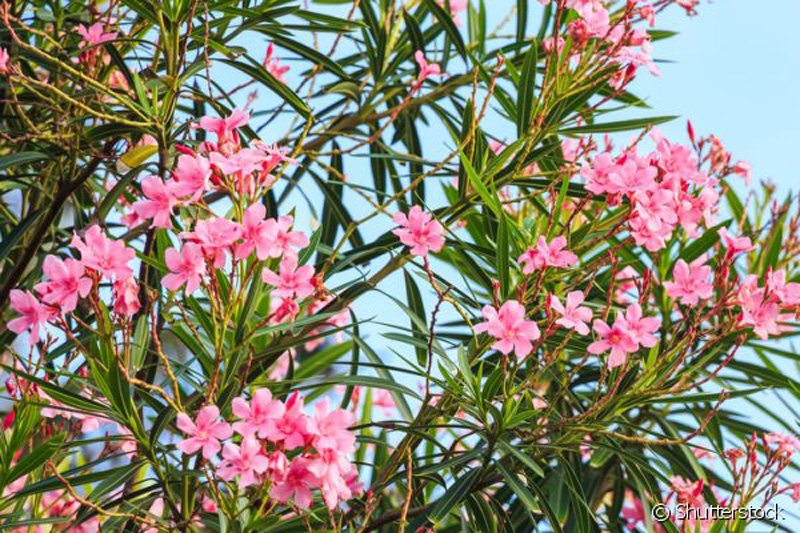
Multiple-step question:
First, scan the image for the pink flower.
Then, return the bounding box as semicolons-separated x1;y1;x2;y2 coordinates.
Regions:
0;47;9;74
372;389;395;416
550;291;592;335
35;255;92;313
671;476;704;507
270;456;318;509
262;256;316;300
677;0;699;13
132;176;179;228
392;206;445;257
269;215;310;259
236;203;276;260
664;255;713;306
76;23;117;46
163;243;205;294
171;154;212;202
732;160;752;185
413;51;443;87
767;269;800;305
764;432;800;456
588;319;638;368
791;483;800;503
614;266;639;302
198;108;250;143
264;43;290;83
8;290;53;345
439;0;468;25
231;388;285;439
518;236;578;274
718;228;754;256
621;492;646;530
737;276;790;340
217;435;270;489
176;405;233;460
617;303;661;348
311;398;356;454
112;277;140;316
266;391;313;449
181;217;242;268
115;424;138;455
474;300;541;358
71;225;135;279
201;495;218;513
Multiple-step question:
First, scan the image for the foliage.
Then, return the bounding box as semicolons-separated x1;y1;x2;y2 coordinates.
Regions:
0;0;798;532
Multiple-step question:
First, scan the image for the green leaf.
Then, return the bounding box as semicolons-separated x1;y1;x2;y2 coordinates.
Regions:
428;467;481;523
559;116;678;134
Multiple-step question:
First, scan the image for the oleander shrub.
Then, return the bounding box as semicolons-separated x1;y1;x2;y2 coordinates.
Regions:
0;0;797;531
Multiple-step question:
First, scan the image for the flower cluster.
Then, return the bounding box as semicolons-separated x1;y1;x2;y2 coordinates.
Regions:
176;391;362;510
8;225;138;346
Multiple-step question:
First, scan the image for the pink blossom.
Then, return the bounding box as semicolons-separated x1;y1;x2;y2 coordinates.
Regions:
677;0;699;14
201;495;218;513
438;0;468;25
581;152;617;195
266;391;313;449
270;456;318;509
132;176;179;228
35;255;92;313
198;108;250;143
311;398;356;455
605;154;657;196
264;43;290;83
671;476;704;507
171;154;212;202
764;432;800;456
413;51;443;88
176;405;233;460
231;388;285;439
236;203;277;260
115;424;138;455
767;269;800;305
550;291;592;335
517;236;578;274
631;188;677;232
372;389;396;416
71;225;136;279
664;255;713;306
180;217;242;268
392;206;445;257
718;227;754;256
587;319;638;368
791;483;800;503
271;297;300;324
8;290;53;346
163;243;205;294
269;350;294;380
217;435;270;489
617;303;661;348
0;47;9;74
112;277;140;316
614;266;639;302
76;23;117;46
629;215;674;252
621;492;646;530
262;256;316;300
737;275;791;340
270;215;310;259
474;300;541;358
732;160;752;185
